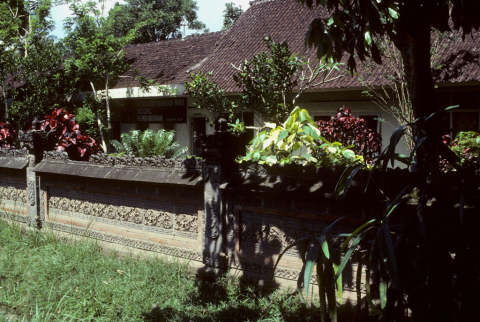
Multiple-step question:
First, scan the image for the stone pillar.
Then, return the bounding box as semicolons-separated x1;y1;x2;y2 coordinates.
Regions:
18;119;49;228
201;118;236;275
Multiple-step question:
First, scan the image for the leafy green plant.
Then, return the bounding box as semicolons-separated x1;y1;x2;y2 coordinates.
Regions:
237;107;364;167
316;107;382;164
185;38;342;134
331;105;480;320
449;131;480;171
40;108;99;161
184;70;238;126
272;217;347;322
110;129;188;159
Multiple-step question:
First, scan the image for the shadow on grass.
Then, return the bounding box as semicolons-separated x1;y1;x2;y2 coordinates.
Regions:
141;271;370;322
141;273;323;322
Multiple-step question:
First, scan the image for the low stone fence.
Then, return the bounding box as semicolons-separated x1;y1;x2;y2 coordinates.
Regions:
0;125;422;303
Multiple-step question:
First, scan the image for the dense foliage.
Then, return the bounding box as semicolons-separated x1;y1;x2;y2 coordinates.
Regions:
222;2;244;31
107;0;206;43
111;129;188;159
441;131;480;173
63;1;133;153
238;107;364;167
185;38;342;133
309;106;480;321
41;108;99;161
232;38;299;124
316;107;382;163
184;71;237;126
0;0;71;129
0;122;16;149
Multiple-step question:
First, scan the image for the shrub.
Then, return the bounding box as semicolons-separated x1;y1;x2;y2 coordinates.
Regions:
316;106;382;163
41;108;99;161
441;131;480;173
0;122;16;149
238;107;364;167
111;129;188;159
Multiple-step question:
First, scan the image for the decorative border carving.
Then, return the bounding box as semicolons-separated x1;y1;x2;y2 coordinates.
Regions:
48;221;203;262
0;148;28;158
0;185;27;204
48;193;199;239
43;150;69;161
206;199;219;239
27;178;36;206
43;151;204;170
229;255;361;291
89;153;115;166
225;194;235;253
39;187;46;223
0;211;30;224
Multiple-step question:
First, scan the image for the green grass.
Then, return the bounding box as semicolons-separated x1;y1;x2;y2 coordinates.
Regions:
0;219;322;321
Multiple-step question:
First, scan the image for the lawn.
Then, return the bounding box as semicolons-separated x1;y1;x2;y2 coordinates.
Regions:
0;219;321;322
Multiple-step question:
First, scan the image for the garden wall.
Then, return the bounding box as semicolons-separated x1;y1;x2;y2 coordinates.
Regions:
0;127;417;303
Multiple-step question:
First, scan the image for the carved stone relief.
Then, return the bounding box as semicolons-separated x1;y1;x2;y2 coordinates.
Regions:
39;188;46;223
0;185;27;208
175;214;197;233
47;190;199;239
117;206;144;224
225;194;236;253
27;178;36;206
206;199;219;239
144;210;173;229
50;221;203;262
240;211;316;257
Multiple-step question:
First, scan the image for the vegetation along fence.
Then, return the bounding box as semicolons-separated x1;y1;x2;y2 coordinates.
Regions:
0;119;474;306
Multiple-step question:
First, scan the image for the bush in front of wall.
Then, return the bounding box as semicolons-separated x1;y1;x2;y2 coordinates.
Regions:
0;122;16;149
41;108;99;161
111;129;188;159
316;107;382;163
441;131;480;173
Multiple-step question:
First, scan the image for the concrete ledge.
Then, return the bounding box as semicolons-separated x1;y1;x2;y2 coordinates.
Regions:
33;160;203;186
0;157;28;169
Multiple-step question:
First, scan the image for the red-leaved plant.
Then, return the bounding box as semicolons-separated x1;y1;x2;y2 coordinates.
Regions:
41;108;98;161
316;106;382;163
0;122;16;149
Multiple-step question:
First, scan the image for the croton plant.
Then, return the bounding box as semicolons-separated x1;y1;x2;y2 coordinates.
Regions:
316;106;382;163
41;108;99;161
0;122;16;149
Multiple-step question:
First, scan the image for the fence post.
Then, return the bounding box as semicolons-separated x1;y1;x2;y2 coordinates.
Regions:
18;118;48;228
201;118;237;275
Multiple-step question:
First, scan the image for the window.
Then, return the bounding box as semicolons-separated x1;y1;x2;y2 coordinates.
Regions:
359;115;380;133
164;123;175;131
314;115;332;123
437;89;480;137
243;112;255;142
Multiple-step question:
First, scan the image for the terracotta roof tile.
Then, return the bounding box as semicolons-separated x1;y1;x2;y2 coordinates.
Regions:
113;31;226;89
118;0;480;92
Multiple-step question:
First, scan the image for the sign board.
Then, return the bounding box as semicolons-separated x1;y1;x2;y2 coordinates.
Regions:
119;98;187;123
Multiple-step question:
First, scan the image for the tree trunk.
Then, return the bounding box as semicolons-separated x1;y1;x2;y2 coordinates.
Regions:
89;78;107;153
397;9;437;122
396;5;455;321
2;86;8;121
105;73;112;153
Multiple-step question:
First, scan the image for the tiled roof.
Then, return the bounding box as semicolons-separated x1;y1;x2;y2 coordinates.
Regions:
113;31;226;89
117;0;480;92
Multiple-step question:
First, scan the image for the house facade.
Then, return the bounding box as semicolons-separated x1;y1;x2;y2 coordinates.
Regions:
108;0;480;157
